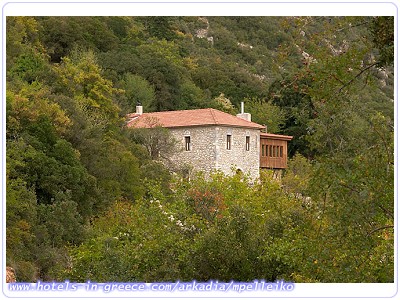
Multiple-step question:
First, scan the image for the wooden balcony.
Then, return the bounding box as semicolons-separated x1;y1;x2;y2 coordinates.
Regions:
260;133;293;169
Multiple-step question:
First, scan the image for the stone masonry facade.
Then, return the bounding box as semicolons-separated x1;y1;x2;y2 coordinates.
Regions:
169;125;260;179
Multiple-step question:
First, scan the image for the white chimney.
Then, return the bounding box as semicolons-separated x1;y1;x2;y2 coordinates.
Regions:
236;101;251;122
136;104;143;115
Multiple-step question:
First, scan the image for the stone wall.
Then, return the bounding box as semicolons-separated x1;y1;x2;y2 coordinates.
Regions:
215;126;260;179
169;126;260;179
169;126;217;175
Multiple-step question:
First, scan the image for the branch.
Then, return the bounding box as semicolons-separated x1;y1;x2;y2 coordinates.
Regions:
339;181;393;220
338;182;360;194
378;204;394;220
331;74;345;85
369;119;393;168
338;62;379;93
367;225;394;236
316;186;330;239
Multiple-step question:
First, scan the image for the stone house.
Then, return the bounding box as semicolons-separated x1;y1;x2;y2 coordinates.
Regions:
127;104;292;179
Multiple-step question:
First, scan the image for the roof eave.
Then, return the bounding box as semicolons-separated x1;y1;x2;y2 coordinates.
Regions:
260;133;293;141
156;124;264;130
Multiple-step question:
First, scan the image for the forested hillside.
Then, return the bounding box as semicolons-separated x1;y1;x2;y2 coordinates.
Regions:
6;16;394;282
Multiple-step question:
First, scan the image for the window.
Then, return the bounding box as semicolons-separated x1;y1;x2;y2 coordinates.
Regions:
280;146;283;157
262;145;265;157
227;135;231;150
185;136;191;151
269;145;273;157
246;136;250;151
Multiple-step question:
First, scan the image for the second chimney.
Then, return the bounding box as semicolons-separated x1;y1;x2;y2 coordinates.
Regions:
136;103;143;115
236;101;251;122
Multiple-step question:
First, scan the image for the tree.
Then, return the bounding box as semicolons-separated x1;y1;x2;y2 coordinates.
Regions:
370;16;394;66
117;73;156;113
37;17;119;62
212;93;236;114
268;74;316;157
140;17;177;41
128;120;180;162
6;15;394;283
6;17;46;71
53;49;145;203
135;40;187;111
55;49;122;130
244;97;285;133
81;134;144;201
62;171;315;282
6;176;38;281
281;153;313;199
274;16;394;282
6;87;99;280
177;80;211;110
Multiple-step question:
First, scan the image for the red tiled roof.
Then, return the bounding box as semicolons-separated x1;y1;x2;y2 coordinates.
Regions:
260;132;293;141
127;108;265;130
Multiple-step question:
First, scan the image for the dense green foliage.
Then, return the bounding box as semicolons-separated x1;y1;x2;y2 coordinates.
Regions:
6;16;393;283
